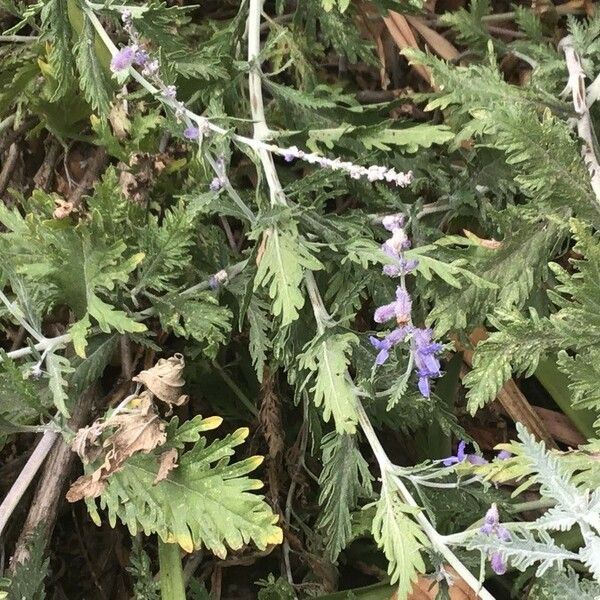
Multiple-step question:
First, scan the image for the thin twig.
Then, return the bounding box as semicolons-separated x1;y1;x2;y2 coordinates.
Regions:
0;431;58;537
9;387;99;569
0;143;19;196
0;35;39;42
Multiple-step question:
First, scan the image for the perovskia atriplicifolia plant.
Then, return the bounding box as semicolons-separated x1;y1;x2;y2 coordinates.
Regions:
1;1;600;599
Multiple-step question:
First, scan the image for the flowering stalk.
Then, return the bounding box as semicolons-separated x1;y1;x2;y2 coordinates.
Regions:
370;215;443;399
87;4;414;190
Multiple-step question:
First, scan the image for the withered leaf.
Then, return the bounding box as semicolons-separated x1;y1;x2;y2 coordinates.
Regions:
67;394;167;502
132;353;189;407
103;394;167;464
71;423;104;464
154;448;178;484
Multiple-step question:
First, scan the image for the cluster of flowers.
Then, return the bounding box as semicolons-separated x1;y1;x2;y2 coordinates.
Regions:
369;215;442;398
109;12;414;189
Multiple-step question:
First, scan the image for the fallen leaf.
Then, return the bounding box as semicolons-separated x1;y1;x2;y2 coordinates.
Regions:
154;448;178;484
133;353;189;407
66;473;107;502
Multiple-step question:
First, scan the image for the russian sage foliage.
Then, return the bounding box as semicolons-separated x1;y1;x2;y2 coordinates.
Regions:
1;1;600;598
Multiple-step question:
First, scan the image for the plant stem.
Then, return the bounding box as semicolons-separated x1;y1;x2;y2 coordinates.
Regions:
1;334;71;362
356;403;497;600
211;360;259;417
158;539;186;600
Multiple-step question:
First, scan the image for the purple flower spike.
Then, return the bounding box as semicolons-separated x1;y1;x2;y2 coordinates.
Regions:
497;450;512;460
111;46;137;72
183;126;200;140
490;552;507;575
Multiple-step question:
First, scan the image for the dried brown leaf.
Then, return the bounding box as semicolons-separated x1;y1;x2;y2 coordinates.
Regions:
154;448;178;484
133;353;189;407
66;473;107;502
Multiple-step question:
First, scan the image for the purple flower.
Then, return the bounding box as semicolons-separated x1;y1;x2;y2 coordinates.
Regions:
210;177;225;191
443;440;488;466
382;215;405;231
111;46;137;72
443;440;467;466
497;450;512;460
413;328;442;397
142;60;160;77
374;287;412;324
134;49;149;66
183;126;200;140
162;85;177;99
490;552;507;575
481;503;511;541
369;326;411;365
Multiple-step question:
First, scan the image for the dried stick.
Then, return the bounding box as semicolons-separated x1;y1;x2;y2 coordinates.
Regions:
0;144;19;196
0;431;58;537
9;387;98;569
560;35;600;208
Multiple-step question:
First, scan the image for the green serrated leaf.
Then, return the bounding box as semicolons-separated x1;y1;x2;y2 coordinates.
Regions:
299;332;358;433
253;225;322;326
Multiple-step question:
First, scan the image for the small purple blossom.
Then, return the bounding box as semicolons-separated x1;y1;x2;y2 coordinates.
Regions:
413;327;443;398
497;450;512;460
183;126;200;140
162;85;177;99
443;440;488;466
490;552;507;575
210;177;225;191
134;49;149;66
481;504;511;541
282;146;301;162
110;46;137;72
382;214;405;231
480;504;511;575
374;287;412;324
142;60;160;77
369;326;411;365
